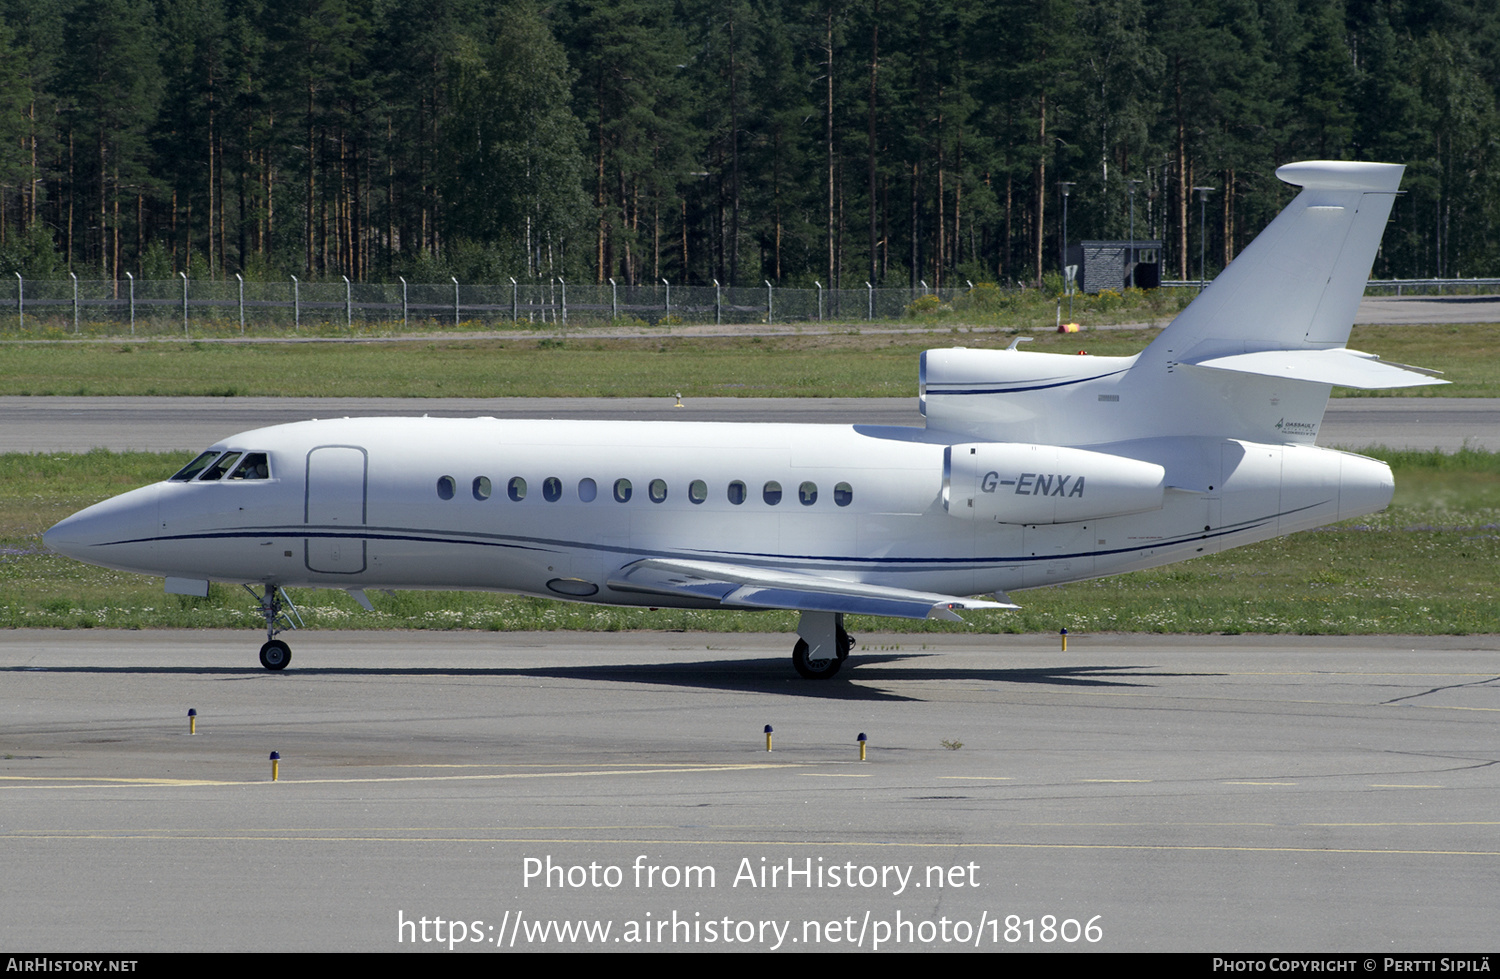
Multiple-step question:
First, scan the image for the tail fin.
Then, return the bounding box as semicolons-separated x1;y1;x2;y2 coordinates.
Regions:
920;161;1442;448
1144;161;1432;386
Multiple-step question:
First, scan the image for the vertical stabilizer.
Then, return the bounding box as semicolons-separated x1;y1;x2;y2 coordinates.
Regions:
1144;161;1403;365
921;161;1439;448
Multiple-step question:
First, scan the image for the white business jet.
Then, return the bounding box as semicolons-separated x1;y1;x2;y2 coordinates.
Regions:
45;161;1443;678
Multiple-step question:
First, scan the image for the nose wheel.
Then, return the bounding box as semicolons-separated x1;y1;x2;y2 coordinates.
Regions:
259;639;291;670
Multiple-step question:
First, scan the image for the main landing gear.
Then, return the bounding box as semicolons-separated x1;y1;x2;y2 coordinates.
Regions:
792;611;855;679
245;584;303;671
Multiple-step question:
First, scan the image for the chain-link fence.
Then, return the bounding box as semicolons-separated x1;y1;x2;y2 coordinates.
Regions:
0;274;981;335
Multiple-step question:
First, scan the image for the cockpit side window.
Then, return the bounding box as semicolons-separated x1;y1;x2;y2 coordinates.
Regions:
169;450;224;482
227;453;270;480
199;452;242;481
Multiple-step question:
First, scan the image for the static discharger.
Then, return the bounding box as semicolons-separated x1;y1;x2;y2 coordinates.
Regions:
764;725;773;752
269;750;280;781
858;733;867;762
187;708;197;735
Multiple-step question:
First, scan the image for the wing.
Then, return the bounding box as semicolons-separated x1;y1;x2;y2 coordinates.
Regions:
606;557;1017;622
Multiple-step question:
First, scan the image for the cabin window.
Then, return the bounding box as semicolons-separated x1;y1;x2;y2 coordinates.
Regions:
763;481;782;505
649;478;668;503
835;482;853;507
436;476;456;500
508;477;527;501
798;481;817;506
613;478;632;503
689;480;707;504
227;453;269;480
543;477;563;502
473;476;492;500
727;480;746;505
579;478;598;503
170;451;222;481
199;453;241;481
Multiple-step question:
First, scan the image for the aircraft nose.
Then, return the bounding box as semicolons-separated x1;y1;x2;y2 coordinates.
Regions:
44;485;162;567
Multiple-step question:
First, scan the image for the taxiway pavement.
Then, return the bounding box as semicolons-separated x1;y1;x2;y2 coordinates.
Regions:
3;630;1498;952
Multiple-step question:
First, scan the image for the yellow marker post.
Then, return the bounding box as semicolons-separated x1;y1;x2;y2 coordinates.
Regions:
1060;628;1068;652
269;751;280;781
858;733;867;762
187;708;197;736
764;725;773;752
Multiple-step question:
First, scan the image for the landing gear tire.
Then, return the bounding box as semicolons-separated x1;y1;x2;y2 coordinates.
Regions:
793;638;842;679
259;639;291;671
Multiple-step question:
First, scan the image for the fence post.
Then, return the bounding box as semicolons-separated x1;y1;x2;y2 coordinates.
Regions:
866;281;873;320
815;281;823;323
236;273;244;334
71;272;78;333
765;280;773;324
452;277;460;325
343;275;352;328
713;279;721;325
398;276;408;327
559;277;567;326
14;272;20;329
610;277;617;320
510;277;518;321
126;272;135;335
662;278;670;320
180;271;189;336
291;275;299;330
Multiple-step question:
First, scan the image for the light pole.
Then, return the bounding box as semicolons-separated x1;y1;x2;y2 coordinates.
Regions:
1059;181;1075;282
1193;185;1215;292
1126;179;1142;290
1059;181;1076;315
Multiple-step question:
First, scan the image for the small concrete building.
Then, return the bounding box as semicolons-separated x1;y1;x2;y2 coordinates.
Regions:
1066;240;1162;293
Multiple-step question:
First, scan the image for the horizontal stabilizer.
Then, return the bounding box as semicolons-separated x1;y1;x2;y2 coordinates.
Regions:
608;558;1017;621
1185;348;1447;390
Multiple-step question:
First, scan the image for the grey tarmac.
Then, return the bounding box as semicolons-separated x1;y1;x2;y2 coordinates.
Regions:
2;629;1498;951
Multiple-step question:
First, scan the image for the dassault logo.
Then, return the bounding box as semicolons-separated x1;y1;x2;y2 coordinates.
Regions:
1275;417;1318;435
981;472;1087;497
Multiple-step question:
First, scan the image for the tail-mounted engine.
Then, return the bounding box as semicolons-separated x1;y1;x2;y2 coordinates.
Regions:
943;442;1166;524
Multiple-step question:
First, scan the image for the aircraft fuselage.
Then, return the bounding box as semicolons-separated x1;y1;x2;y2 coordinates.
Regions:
45;415;1393;606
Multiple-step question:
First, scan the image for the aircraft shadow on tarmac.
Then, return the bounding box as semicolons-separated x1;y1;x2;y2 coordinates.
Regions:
5;655;1219;703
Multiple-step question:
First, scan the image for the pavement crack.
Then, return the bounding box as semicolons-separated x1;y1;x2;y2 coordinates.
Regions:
1382;675;1500;706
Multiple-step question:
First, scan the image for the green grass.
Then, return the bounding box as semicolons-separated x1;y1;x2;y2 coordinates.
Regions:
0;321;1487;398
9;447;1499;636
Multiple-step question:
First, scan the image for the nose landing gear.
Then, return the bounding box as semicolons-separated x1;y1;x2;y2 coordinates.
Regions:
245;584;302;671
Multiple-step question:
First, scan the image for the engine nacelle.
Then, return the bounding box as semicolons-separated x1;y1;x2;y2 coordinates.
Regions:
944;442;1166;524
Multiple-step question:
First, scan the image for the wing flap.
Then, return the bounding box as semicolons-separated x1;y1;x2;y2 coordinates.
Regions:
607;557;1017;621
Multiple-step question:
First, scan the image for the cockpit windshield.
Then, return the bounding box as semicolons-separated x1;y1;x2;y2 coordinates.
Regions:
200;453;241;481
169;451;223;481
168;450;271;482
